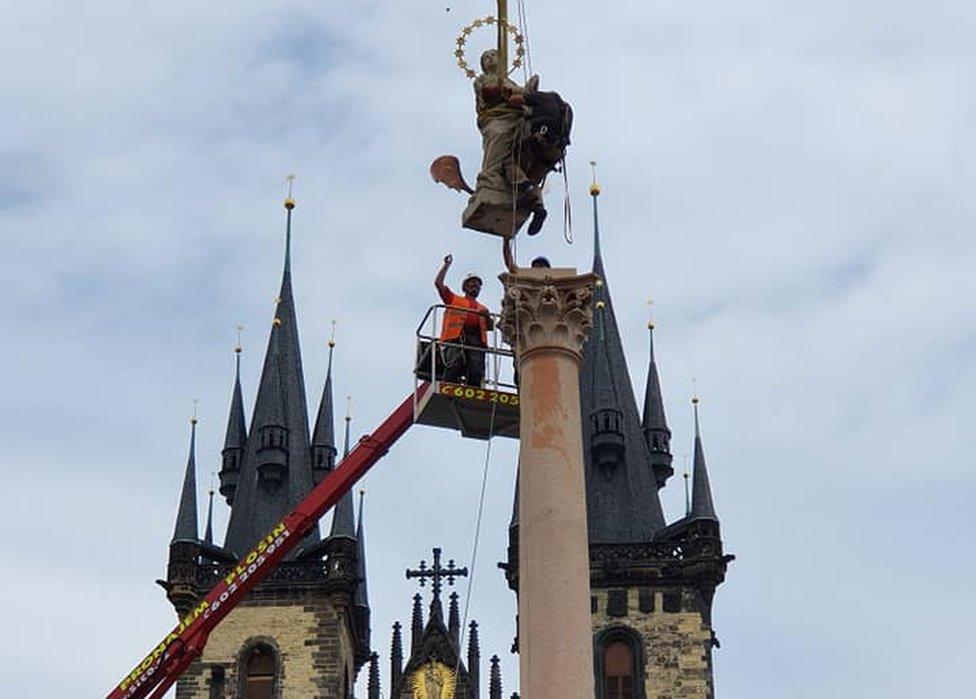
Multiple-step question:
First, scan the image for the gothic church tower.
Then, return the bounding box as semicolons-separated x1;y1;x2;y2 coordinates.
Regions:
504;182;733;698
163;197;371;698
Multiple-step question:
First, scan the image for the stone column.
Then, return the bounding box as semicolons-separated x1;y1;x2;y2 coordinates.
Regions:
498;267;597;698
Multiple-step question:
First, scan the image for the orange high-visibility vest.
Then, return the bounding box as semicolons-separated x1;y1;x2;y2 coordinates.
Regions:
440;294;489;345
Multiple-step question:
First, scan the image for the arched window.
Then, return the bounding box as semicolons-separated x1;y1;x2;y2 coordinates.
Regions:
594;626;645;699
604;642;634;698
240;642;278;699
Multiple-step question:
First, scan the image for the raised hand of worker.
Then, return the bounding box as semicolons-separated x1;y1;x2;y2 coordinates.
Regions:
444;253;453;266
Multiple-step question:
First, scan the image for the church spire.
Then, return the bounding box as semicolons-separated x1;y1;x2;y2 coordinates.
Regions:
690;396;718;520
589;160;606;277
411;593;424;652
223;192;315;556
354;489;370;610
467;620;481;696
391;621;404;690
203;487;215;545
218;337;247;505
489;655;503;699
311;320;338;484
367;652;380;699
642;309;674;489
172;416;199;543
327;398;356;540
575;166;666;544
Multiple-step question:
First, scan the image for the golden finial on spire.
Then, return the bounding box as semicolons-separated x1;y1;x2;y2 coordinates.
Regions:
328;319;337;349
191;398;199;425
284;173;297;210
273;317;282;327
345;395;353;422
691;376;699;405
589;159;601;196
646;298;655;330
235;325;244;354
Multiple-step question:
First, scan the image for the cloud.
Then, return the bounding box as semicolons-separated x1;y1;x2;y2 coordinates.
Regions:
1;1;973;697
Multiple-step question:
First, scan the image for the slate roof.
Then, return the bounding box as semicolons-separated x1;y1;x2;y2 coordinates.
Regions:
223;206;317;556
690;400;718;520
578;192;667;543
223;351;247;456
171;419;199;543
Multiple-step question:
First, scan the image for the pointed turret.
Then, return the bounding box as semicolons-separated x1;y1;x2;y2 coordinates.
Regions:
578;170;667;543
223;195;316;556
690;397;718;520
203;488;215;546
448;592;461;648
327;402;356;541
367;652;380;699
352;489;371;660
167;416;203;616
354;490;370;609
391;621;404;690
310;322;338;484
489;655;503;699
411;594;424;652
642;318;674;488
172;418;199;543
467;621;481;697
218;343;247;505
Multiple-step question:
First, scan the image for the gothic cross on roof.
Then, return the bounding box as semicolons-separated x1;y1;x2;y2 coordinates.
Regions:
405;547;468;603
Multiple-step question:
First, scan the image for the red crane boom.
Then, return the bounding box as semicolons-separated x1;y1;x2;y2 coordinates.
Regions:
106;385;426;699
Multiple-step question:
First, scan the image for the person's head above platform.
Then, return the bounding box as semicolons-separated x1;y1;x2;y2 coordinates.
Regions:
531;256;551;269
461;273;483;298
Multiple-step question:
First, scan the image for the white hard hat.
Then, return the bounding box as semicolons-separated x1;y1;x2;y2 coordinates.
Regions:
462;272;483;285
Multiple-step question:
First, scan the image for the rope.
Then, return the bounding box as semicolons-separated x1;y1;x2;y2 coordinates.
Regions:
518;0;533;77
453;396;498;683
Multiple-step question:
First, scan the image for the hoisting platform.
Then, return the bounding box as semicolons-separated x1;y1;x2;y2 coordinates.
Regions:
107;305;519;699
413;304;520;440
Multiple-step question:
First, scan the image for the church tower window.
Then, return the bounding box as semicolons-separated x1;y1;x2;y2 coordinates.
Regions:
240;642;278;699
594;627;645;699
604;641;634;698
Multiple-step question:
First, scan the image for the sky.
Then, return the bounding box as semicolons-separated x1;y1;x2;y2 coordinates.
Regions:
1;0;974;696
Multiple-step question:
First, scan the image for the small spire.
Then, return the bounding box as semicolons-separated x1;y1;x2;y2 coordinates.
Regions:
642;298;673;489
448;591;461;648
343;396;353;458
690;394;718;520
311;321;338;482
590;161;605;275
391;621;404;690
327;395;356;540
467;621;481;697
220;331;248;505
489;655;503;699
367;652;380;699
354;489;370;609
411;594;424;652
172;415;200;543
683;464;691;517
204;485;215;545
283;174;296;275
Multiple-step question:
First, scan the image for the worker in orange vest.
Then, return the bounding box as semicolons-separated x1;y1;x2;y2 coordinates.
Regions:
434;253;494;386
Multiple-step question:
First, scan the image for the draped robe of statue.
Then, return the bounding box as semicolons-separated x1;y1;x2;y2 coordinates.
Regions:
462;50;542;237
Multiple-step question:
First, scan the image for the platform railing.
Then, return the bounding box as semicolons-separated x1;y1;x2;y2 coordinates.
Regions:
414;303;518;395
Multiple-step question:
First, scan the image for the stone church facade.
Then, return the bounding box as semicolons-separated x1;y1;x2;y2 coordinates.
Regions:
158;191;731;697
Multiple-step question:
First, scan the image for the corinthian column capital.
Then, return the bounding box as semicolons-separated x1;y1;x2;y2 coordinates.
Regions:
498;269;598;361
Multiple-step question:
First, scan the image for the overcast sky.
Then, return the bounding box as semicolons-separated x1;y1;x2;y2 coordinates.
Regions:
2;1;974;697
